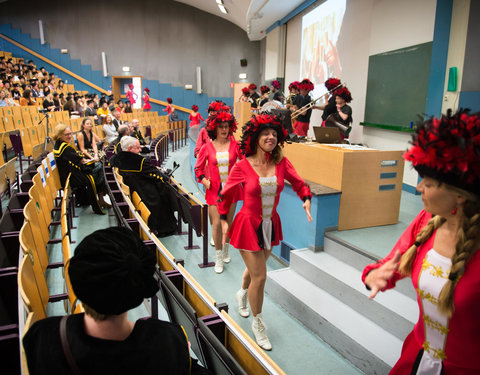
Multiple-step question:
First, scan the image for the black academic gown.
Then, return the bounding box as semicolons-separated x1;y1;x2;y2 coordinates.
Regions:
110;151;177;237
132;129;146;145
53;140;103;214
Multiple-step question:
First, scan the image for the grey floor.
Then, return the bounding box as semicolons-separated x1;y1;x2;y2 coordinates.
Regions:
32;145;425;374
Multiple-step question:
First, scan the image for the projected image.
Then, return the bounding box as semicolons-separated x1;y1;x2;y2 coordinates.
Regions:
301;0;346;93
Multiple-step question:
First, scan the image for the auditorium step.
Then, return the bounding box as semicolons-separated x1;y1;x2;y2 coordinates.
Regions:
265;236;419;374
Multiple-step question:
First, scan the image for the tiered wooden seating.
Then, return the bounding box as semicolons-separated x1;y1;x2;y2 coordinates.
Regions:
108;152;286;375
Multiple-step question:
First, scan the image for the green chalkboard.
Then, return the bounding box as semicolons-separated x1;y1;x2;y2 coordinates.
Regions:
364;42;433;129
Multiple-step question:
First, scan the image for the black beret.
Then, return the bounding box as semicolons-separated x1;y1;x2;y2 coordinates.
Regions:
68;227;159;315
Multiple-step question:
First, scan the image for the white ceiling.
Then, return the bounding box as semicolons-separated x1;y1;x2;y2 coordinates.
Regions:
174;0;306;41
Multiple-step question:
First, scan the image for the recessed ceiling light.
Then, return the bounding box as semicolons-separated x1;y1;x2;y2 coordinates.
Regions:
122;66;130;72
218;4;227;14
239;73;247;79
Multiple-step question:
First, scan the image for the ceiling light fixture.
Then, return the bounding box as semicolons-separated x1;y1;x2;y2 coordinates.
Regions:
218;4;227;14
216;0;223;4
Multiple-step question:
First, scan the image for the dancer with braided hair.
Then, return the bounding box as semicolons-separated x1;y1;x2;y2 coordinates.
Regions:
362;109;480;374
218;114;312;350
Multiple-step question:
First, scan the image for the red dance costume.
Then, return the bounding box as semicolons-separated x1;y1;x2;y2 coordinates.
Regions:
126;90;136;105
195;140;242;205
194;128;235;158
189;112;204;127
218;158;311;251
143;94;151;110
362;210;480;374
163;104;172;115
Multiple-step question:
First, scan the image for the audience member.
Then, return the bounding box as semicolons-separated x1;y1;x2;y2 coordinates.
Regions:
110;137;177;237
24;226;210;374
103;115;118;144
52;124;108;214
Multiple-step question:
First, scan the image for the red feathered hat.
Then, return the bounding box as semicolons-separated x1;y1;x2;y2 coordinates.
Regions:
166;97;172;104
248;83;257;90
288;81;299;91
271;80;281;90
205;110;237;139
144;88;150;93
241;87;250;95
404;109;480;196
260;85;270;95
325;78;341;91
334;87;352;103
191;105;199;112
298;79;314;92
240;114;288;157
128;83;134;90
207;100;230;114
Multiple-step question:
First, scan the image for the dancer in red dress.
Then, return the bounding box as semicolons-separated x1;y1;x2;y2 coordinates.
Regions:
125;83;137;106
195;110;242;273
218;114;312;350
189;105;204;127
194;101;231;158
142;88;151;112
363;110;480;374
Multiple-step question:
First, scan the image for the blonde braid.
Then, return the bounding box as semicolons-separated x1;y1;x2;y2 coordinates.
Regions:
438;199;480;317
399;215;446;276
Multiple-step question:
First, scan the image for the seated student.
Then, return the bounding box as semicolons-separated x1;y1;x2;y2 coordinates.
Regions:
110;137;177;237
112;110;123;130
23;226;210;375
124;100;133;113
52;124;109;214
0;89;7;107
42;91;56;111
103;115;118;144
113;124;130;153
20;88;35;106
115;99;125;113
130;119;146;145
77;118;103;160
96;100;110;123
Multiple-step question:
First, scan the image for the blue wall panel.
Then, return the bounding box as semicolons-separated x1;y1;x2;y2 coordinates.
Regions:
459;91;480;112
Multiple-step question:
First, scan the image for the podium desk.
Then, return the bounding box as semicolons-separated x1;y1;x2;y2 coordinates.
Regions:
283;142;405;230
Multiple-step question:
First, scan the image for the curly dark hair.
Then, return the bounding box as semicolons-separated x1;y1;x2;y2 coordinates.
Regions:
206;110;237;140
240;114;288;163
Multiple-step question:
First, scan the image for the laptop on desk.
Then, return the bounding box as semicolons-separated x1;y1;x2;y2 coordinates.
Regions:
313;126;341;143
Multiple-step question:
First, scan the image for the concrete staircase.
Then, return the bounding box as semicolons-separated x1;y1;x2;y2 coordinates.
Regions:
265;234;418;375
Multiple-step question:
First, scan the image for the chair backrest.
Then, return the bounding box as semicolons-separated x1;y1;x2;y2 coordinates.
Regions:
132;190;142;209
46;152;62;192
18;254;47;320
20;220;48;273
196;318;248;375
23;199;49;257
159;271;201;360
5;156;17;191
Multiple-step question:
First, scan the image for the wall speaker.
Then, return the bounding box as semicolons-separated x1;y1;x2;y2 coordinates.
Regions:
240;58;247;67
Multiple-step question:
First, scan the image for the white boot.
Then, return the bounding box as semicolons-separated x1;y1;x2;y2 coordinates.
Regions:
214;250;224;274
223;242;231;263
236;288;249;317
210;237;215;247
252;314;272;351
